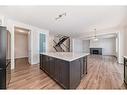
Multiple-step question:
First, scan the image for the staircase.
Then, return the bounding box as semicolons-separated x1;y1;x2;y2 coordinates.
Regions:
53;36;70;52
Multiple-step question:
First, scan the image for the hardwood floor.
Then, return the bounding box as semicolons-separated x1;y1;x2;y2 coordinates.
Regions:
77;55;125;89
8;55;125;89
15;57;30;71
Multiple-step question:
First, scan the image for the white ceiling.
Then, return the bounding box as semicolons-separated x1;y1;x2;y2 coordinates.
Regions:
0;6;126;37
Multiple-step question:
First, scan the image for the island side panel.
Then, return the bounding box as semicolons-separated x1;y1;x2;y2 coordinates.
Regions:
69;59;81;89
40;54;43;69
84;56;87;74
49;56;55;77
80;58;84;78
69;56;88;89
55;59;69;88
40;54;70;89
81;56;87;78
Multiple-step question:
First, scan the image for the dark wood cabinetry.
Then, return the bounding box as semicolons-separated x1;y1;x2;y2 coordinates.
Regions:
40;54;43;69
58;60;69;88
83;56;87;74
40;54;87;89
69;59;81;88
54;59;61;81
80;56;87;78
124;57;127;85
49;57;55;77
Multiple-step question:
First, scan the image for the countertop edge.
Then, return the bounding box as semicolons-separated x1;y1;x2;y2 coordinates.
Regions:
123;56;127;58
40;53;89;62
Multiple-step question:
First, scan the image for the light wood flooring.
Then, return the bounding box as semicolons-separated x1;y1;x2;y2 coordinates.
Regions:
8;55;125;89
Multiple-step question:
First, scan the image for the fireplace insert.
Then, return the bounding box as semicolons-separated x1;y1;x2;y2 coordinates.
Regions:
90;48;102;55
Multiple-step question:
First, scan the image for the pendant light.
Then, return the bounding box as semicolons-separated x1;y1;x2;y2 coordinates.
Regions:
93;28;98;41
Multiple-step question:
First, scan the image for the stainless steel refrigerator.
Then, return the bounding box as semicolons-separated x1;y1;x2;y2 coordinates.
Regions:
0;26;11;89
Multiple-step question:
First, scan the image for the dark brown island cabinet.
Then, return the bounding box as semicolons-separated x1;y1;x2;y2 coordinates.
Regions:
124;56;127;86
40;52;89;89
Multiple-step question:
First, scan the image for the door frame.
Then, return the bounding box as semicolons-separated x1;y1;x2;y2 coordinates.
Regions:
13;26;32;69
7;21;49;69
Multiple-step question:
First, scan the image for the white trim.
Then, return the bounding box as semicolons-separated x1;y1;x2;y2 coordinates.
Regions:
15;56;28;59
5;18;49;69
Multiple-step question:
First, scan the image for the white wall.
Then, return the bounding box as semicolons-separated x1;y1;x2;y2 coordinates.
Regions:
32;31;40;64
72;39;83;53
48;34;55;52
90;37;116;56
15;32;28;58
117;27;127;64
117;31;124;63
82;40;90;53
124;29;127;56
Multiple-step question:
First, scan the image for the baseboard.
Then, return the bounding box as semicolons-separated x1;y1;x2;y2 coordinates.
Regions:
15;56;28;59
102;54;117;57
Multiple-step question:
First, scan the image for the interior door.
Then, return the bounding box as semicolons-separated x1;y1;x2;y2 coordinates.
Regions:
28;31;31;64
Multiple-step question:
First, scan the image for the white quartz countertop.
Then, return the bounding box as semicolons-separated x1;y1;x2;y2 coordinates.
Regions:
123;56;127;58
40;52;89;61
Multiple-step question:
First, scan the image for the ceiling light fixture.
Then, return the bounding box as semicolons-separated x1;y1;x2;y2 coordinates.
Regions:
55;12;66;20
93;28;99;41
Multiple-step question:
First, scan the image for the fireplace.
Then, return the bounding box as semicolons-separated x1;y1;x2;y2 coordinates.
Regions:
93;50;99;54
90;48;102;55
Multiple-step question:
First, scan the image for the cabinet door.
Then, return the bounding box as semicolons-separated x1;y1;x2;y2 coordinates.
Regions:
54;59;69;88
49;57;55;77
80;58;84;78
83;56;87;74
40;55;42;68
54;59;60;81
80;57;87;78
42;55;46;70
124;58;127;84
45;56;50;73
59;60;69;88
125;66;127;83
70;59;81;89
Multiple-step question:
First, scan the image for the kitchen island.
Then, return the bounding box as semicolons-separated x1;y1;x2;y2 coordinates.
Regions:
40;52;89;89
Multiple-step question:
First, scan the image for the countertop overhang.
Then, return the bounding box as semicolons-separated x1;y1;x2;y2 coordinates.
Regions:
40;52;89;61
123;56;127;59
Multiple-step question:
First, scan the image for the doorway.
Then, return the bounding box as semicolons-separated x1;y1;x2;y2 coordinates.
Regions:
14;27;31;70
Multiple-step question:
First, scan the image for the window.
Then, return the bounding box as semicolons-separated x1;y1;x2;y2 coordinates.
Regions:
39;33;46;53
